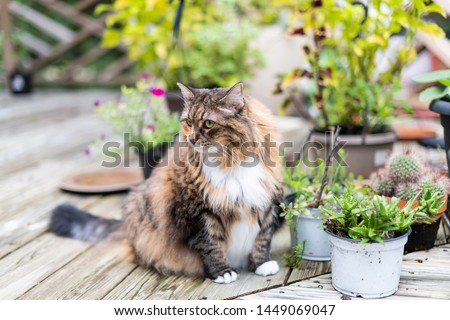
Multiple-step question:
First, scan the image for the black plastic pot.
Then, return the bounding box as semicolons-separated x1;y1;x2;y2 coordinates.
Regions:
404;215;442;254
430;99;450;177
8;70;33;94
429;99;450;229
137;142;170;179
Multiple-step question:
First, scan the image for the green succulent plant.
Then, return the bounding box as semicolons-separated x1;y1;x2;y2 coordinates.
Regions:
322;191;419;244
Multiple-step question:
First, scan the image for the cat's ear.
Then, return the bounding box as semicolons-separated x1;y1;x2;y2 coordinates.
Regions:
219;82;244;105
177;82;195;100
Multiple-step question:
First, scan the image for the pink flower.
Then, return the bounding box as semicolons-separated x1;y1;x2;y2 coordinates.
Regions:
83;147;91;156
146;124;155;132
140;72;152;80
150;86;166;97
94;100;101;107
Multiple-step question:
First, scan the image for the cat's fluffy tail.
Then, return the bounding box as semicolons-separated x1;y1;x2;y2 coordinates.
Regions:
50;204;122;243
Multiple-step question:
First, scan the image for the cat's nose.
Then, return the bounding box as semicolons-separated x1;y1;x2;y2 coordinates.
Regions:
189;134;198;145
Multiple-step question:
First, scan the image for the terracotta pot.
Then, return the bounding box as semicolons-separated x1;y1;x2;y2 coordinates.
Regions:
383;194;447;214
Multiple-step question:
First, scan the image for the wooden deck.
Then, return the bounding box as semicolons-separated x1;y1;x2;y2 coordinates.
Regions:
0;89;449;300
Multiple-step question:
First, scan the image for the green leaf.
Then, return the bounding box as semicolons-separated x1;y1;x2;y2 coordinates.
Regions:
413;70;450;83
418;86;447;102
423;3;447;17
94;4;111;16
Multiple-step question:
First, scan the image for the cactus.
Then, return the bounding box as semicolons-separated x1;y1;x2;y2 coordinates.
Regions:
420;180;446;197
395;183;419;200
388;155;421;184
376;179;394;197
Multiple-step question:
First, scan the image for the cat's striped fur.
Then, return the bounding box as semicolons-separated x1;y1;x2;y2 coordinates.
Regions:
51;83;284;283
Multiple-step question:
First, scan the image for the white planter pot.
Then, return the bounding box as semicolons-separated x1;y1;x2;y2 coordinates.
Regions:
327;229;411;298
291;208;331;261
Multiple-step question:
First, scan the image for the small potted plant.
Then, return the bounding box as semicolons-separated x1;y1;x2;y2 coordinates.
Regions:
275;0;445;177
371;149;449;253
93;78;180;179
321;191;419;298
281;161;353;263
281;128;354;263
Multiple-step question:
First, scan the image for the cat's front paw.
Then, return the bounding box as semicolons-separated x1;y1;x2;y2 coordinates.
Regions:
212;270;238;284
255;260;279;276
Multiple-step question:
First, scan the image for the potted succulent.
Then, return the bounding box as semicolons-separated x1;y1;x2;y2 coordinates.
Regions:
96;1;263;112
281;129;355;263
371;149;449;253
321;191;420;298
275;0;445;177
281;161;353;263
92;78;180;179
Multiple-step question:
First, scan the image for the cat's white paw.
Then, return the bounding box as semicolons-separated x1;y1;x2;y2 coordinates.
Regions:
255;260;279;276
213;271;238;284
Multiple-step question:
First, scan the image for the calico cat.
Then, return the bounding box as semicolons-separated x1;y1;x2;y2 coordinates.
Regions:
51;82;284;284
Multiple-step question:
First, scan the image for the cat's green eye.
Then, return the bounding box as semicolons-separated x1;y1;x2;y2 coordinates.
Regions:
186;119;192;127
204;120;215;129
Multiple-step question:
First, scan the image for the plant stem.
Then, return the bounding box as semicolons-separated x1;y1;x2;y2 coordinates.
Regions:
316;126;341;203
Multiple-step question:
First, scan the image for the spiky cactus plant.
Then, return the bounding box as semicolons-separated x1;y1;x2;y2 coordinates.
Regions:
388;155;421;184
376;179;394;197
395;183;419;200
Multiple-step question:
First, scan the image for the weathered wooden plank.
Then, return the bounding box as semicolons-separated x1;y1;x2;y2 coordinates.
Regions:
19;32;53;56
20;242;137;299
39;0;104;36
75;0;100;12
243;244;450;300
9;1;74;42
105;225;293;300
287;260;331;284
0;193;103;259
103;268;164;300
31;28;95;71
61;47;109;80
0;195;123;299
0;115;107;175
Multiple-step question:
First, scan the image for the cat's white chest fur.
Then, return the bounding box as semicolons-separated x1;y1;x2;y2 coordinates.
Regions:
202;160;271;211
227;217;260;269
202;159;272;269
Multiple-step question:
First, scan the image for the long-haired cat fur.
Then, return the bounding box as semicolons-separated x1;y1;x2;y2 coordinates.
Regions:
51;82;284;284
